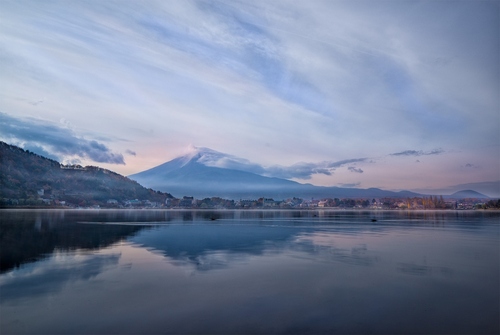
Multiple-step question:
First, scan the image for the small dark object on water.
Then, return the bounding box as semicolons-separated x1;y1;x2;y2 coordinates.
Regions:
371;219;377;222
210;217;217;221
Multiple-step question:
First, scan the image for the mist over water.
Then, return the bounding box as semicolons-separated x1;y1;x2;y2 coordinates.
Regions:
1;209;498;334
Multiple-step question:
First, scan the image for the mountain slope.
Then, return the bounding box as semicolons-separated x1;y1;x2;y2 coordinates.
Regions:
129;147;422;199
130;158;305;199
0;141;172;205
447;190;489;199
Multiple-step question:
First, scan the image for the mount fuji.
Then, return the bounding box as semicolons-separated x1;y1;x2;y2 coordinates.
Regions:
129;146;420;199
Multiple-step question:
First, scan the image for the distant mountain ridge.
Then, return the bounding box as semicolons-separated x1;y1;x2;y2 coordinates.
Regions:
0;141;172;205
129;146;426;199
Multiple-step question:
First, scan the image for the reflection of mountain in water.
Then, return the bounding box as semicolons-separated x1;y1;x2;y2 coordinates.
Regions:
131;224;307;271
0;210;151;273
131;223;388;272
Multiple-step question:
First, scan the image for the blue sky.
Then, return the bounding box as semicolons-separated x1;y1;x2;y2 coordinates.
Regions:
1;0;498;191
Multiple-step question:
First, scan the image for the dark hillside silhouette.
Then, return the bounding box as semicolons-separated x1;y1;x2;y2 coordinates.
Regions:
0;141;172;206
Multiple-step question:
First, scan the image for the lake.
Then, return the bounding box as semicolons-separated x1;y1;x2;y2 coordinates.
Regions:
1;209;498;334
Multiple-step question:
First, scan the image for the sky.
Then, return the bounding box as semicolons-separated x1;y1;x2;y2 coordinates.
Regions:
1;0;499;191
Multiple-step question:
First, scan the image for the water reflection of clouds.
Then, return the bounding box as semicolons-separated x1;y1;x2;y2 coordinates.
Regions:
397;262;454;277
293;233;379;267
186;251;250;272
0;252;120;302
295;230;459;276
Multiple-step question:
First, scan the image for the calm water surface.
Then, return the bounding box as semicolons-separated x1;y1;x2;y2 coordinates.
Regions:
1;209;498;334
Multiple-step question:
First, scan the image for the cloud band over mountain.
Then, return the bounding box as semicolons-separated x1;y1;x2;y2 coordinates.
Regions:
187;146;367;180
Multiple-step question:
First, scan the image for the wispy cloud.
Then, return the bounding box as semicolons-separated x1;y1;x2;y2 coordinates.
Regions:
390;149;444;157
0;113;126;164
348;167;363;173
263;158;368;179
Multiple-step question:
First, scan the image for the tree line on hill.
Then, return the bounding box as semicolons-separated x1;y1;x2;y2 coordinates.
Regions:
477;199;500;209
0;141;173;207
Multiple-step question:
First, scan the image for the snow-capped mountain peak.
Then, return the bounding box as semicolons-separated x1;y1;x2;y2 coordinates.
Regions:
180;145;265;174
177;145;222;167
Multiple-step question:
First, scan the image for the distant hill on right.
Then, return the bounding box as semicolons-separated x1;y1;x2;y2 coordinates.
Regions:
412;181;500;199
447;190;490;199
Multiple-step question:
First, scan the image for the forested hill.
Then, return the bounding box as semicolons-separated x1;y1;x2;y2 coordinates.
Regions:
0;141;173;206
